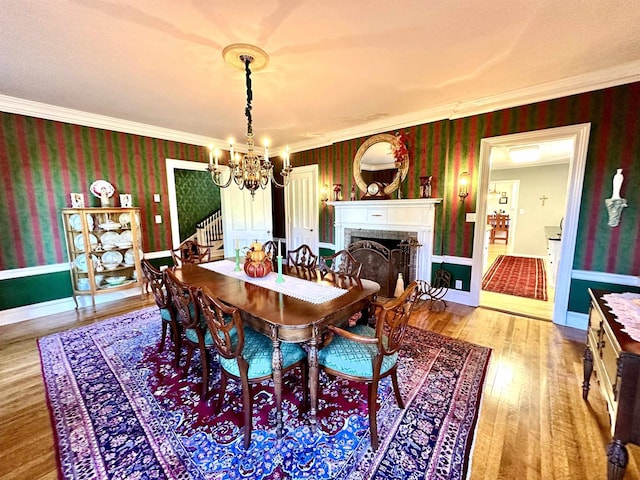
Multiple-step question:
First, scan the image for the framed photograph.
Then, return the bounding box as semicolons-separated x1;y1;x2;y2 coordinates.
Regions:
70;193;85;208
119;194;132;208
499;196;508;204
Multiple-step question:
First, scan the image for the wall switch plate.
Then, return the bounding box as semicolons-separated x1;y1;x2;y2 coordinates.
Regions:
465;213;476;222
154;215;162;224
153;193;161;202
455;279;463;289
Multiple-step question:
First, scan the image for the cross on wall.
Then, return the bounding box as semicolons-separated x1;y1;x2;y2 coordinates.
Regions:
539;195;548;206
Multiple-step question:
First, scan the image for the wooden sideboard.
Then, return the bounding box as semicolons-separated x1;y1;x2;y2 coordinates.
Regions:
583;289;640;480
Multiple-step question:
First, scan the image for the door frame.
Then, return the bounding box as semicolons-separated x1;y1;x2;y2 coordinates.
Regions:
470;123;591;325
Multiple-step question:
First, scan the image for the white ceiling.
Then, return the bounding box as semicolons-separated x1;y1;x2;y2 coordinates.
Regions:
2;0;640;153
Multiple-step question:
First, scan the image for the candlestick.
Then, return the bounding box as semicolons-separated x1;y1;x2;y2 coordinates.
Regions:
235;238;239;250
234;248;241;272
276;255;284;283
278;239;281;257
229;138;234;163
214;148;220;167
208;144;213;165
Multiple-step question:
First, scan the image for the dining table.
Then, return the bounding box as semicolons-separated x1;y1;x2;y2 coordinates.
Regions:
173;260;381;436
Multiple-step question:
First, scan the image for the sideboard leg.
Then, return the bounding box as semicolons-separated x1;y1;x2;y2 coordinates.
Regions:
583;345;593;401
607;439;628;480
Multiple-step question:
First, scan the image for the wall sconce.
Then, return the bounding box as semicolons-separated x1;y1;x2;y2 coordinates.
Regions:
458;171;470;200
320;184;329;205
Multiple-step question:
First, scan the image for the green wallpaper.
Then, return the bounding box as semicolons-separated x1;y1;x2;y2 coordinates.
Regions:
174;169;221;242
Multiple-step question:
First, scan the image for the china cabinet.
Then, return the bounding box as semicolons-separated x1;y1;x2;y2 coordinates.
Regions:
61;207;143;308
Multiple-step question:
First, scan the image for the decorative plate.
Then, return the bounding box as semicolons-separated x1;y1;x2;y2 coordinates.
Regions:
73;233;98;252
73;254;98;273
120;230;132;243
90;180;115;199
101;231;121;249
102;250;123;266
69;214;94;231
124;248;142;266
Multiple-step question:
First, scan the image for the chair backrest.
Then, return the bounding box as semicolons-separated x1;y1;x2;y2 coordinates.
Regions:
319;249;363;288
140;259;170;309
494;214;509;229
287;244;318;275
164;268;199;329
262;240;277;259
195;287;245;361
171;240;212;266
373;282;419;355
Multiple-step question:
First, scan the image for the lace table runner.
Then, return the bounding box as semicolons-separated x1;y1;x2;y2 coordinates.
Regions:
602;292;640;342
198;260;347;304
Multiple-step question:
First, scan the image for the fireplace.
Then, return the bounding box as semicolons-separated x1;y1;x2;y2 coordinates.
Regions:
328;198;441;293
347;235;419;297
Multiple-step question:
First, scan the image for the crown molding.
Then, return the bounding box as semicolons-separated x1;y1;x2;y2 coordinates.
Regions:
2;60;640;154
290;60;640;152
0;94;219;147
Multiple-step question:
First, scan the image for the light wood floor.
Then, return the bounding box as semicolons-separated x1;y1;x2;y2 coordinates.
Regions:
1;296;638;479
480;243;555;321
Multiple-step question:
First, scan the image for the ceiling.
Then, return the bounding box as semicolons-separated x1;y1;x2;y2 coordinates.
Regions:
2;0;640;153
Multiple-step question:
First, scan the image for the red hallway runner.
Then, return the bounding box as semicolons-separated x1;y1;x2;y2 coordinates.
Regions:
482;255;548;301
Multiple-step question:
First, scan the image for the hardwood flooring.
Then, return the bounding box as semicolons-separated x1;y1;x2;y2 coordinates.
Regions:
1;295;638;479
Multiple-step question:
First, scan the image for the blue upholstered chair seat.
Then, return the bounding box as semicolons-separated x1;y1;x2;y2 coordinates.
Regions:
318;324;397;378
160;307;172;322
184;327;214;346
219;327;307;379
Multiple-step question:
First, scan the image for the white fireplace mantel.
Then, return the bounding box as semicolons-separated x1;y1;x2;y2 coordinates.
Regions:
328;198;442;282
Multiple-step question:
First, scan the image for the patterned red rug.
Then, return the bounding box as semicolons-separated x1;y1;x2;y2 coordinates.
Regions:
482;255;548;301
38;307;491;480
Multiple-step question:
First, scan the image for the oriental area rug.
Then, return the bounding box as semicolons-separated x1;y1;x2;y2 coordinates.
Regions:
482;254;548;301
38;307;491;480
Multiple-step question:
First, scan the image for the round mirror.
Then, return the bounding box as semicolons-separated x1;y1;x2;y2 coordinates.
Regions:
353;133;409;197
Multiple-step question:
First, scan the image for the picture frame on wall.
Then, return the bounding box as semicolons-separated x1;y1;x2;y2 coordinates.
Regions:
70;193;85;208
499;196;508;204
119;194;132;208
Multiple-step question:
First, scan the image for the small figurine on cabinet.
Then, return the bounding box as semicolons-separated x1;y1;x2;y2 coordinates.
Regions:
120;194;132;208
350;185;356;201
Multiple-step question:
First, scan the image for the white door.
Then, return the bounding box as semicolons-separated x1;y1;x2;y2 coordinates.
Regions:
285;165;319;253
220;169;273;257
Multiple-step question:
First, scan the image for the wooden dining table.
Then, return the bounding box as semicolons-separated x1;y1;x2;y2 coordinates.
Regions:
173;261;380;436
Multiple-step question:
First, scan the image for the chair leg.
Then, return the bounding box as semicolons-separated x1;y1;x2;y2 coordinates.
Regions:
390;367;405;409
368;380;379;450
159;321;168;352
214;372;228;414
172;325;182;368
241;373;253;449
199;345;209;400
183;344;194;378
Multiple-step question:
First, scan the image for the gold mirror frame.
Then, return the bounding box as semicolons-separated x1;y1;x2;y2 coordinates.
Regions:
353;133;409;196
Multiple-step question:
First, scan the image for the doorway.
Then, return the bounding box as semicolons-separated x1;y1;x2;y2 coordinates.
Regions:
470;124;591;325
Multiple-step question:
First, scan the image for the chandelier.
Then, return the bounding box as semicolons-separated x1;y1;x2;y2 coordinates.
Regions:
208;44;291;198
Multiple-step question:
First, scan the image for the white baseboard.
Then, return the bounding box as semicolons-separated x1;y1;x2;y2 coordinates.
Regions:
0;288;143;326
565;311;589;330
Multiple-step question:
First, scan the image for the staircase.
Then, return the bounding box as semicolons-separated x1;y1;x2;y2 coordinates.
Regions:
194;210;224;260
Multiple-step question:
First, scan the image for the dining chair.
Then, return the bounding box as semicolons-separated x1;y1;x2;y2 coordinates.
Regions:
165;268;214;399
195;286;308;449
317;282;419;449
319;249;363;288
171;239;213;266
286;244;318;277
488;214;510;244
141;259;181;366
